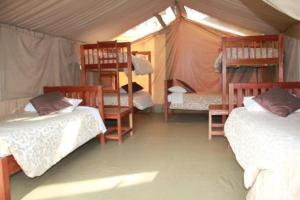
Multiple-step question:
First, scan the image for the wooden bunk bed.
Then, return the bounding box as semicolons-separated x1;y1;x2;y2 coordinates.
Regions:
164;34;284;122
80;41;153;143
80;44;153;109
80;41;133;144
0;86;105;200
221;34;284;103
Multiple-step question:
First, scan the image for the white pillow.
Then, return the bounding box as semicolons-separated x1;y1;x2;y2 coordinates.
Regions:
168;86;187;93
59;98;82;113
64;98;82;107
243;96;266;112
24;103;37;112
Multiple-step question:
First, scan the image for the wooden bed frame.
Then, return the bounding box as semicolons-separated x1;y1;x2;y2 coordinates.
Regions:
228;82;300;113
81;41;133;143
0;86;105;200
163;79;222;122
222;34;284;103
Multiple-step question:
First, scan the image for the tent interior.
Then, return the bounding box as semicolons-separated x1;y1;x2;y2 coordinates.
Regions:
0;0;300;200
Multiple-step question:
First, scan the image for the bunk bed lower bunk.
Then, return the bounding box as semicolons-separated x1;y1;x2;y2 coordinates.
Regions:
0;86;106;200
225;82;300;200
164;80;222;121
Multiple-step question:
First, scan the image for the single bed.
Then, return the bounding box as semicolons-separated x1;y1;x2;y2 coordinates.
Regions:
0;86;106;200
164;80;222;121
224;82;300;200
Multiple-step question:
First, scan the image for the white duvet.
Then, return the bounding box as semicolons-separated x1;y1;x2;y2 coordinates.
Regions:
0;106;106;178
168;92;222;110
225;107;300;200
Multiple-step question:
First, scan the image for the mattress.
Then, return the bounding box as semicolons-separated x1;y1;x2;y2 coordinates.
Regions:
168;92;222;110
104;91;153;110
225;107;300;200
0;106;106;178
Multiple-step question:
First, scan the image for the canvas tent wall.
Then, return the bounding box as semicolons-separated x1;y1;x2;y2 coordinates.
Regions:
0;0;299;107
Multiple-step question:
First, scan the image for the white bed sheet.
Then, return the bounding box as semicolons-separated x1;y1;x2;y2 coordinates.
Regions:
225;107;300;200
104;91;153;110
0;106;106;177
168;92;222;110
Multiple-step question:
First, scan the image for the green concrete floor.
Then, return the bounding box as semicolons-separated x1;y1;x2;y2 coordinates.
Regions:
11;113;246;200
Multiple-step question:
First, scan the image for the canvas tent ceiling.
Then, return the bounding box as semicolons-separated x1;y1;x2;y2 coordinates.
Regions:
0;0;298;42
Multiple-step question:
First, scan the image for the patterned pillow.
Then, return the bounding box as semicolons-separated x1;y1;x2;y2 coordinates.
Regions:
30;92;72;115
254;88;300;117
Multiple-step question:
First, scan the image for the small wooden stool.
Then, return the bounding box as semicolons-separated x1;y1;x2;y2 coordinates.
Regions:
208;104;228;140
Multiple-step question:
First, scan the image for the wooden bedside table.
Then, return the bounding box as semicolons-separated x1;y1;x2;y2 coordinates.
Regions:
208;104;229;140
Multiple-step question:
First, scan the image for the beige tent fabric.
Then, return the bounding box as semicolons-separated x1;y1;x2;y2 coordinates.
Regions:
180;0;296;34
0;24;80;100
285;36;300;81
165;19;224;93
262;0;300;21
0;0;172;42
0;0;296;42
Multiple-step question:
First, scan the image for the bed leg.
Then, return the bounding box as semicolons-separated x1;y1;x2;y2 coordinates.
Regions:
164;104;168;122
0;157;11;200
97;134;106;145
129;113;133;136
117;116;122;145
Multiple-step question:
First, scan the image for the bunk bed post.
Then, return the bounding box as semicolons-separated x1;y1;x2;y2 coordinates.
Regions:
278;34;284;82
148;53;152;95
221;37;227;104
80;45;86;85
127;44;134;135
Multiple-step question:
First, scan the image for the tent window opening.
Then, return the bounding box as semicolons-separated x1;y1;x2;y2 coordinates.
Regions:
116;17;163;42
159;7;176;25
184;6;246;36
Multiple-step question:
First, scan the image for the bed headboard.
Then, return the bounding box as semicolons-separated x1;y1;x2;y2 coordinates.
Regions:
43;86;104;118
228;82;300;112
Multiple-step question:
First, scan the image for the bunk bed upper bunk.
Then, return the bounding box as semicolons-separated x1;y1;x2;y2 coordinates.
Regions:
219;34;284;103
